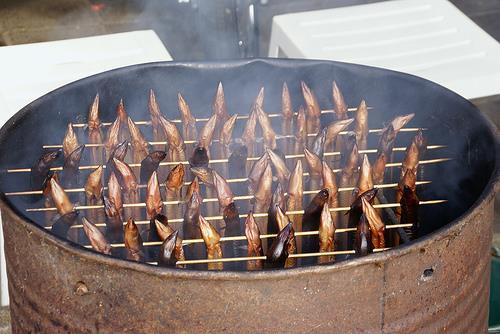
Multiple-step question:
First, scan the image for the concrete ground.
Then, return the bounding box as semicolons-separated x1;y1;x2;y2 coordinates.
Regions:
0;0;498;332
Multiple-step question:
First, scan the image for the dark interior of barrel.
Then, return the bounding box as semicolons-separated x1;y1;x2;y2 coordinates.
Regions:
0;59;495;270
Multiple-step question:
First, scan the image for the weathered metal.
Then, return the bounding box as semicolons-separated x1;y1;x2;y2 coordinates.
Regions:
0;59;497;333
1;187;495;333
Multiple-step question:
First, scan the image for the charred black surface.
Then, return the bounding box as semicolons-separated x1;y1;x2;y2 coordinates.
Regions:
266;222;293;269
222;202;245;270
140;150;167;183
62;145;85;188
31;149;61;191
228;144;248;179
189;146;209;168
301;189;329;262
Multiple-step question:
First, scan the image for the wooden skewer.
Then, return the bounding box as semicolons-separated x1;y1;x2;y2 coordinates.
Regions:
5;148;448;174
68;106;369;128
41;128;429;149
24;181;432;211
8;179;431;198
43;200;446;229
152;248;392;266
82;224;413;249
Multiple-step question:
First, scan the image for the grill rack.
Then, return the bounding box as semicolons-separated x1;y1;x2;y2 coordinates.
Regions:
4;101;450;268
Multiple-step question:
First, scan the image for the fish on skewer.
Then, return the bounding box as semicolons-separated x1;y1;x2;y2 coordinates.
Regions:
159;114;185;162
124;218;145;262
165;163;185;200
115;99;130;143
332;81;349;164
197;114;217;153
266;184;286;250
414;129;428;180
340;138;359;189
332;81;348;121
127;116;149;162
148;89;165;143
266;222;293;269
184;176;200;202
287;160;303;242
105;117;122;159
113;158;140;219
146;171;163;219
301;189;329;260
394;169;418;244
153;217;186;265
256;105;277;150
140;150;167;184
294;106;307;154
245;211;264;271
102;194;123;243
354;100;368;150
395;168;417;221
62;145;85;188
311;128;327;158
213;171;244;265
82;217;112;255
85;166;103;204
281;82;293;154
401;130;425;178
199;215;223;271
354;214;373;256
400;185;420;238
219;114;238;158
42;173;59;223
357;154;374;195
241;88;264;158
182;191;204;261
177;93;198;144
321;161;339;243
190;166;214;187
346;188;378;248
212;82;230;133
276;206;297;268
31;149;61;190
108;172;123;215
190;114;216;167
87;94;103;163
165;163;185;218
339;132;357;171
105;140;128;180
158;230;180;268
113;158;138;195
361;197;385;249
267;148;290;188
324;118;354;152
63;123;79;159
303;148;322;190
247;152;269;195
373;114;415;183
49;176;74;216
318;202;335;264
338;139;358;253
85;165;104;224
252;164;273;233
301;81;321;138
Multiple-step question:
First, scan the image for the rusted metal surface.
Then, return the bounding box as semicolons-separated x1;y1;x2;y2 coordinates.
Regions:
1;183;495;333
0;59;497;333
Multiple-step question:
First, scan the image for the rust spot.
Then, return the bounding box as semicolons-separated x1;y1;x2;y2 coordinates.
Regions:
419;267;434;282
74;281;89;296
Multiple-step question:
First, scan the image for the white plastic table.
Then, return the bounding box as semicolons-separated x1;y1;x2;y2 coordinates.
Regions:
269;0;500;99
0;30;172;305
